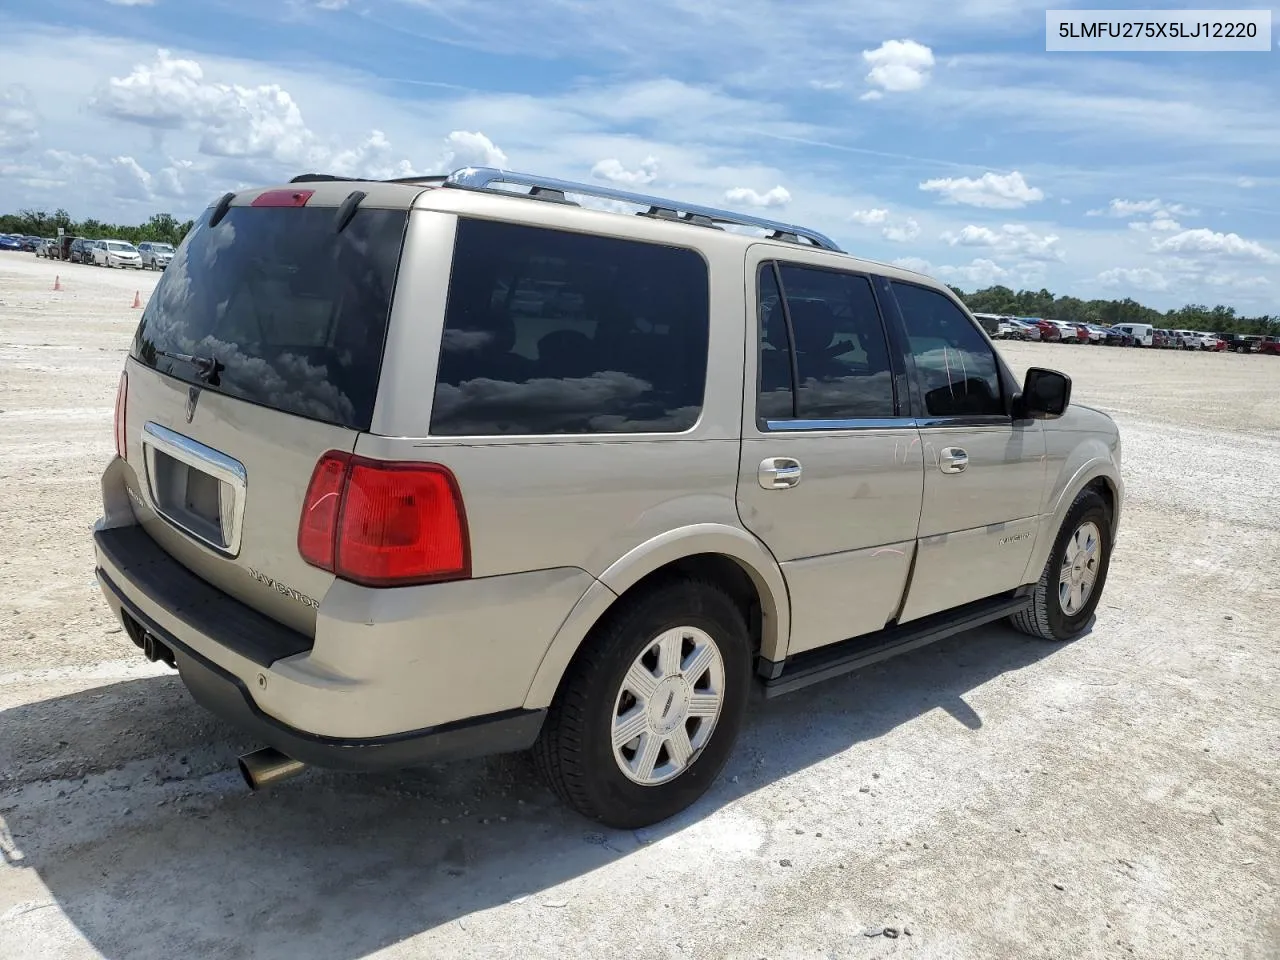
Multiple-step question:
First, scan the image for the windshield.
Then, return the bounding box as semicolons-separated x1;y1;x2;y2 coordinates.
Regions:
108;242;136;252
130;204;407;431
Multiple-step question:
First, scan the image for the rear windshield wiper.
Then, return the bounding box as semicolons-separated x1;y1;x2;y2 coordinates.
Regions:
153;348;225;386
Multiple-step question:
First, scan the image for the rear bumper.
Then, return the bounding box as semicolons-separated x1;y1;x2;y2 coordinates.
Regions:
93;535;545;773
97;561;544;770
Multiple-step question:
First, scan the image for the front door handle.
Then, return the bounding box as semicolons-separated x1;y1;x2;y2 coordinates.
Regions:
758;457;802;489
939;447;968;474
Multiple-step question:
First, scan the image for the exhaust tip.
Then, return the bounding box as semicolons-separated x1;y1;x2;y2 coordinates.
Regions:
238;747;307;790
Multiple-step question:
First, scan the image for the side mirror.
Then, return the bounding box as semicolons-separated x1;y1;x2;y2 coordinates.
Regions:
1012;367;1071;419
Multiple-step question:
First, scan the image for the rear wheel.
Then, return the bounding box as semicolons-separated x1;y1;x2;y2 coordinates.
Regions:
1010;489;1112;641
534;578;751;829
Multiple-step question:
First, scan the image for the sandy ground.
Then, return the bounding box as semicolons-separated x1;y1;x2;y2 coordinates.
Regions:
1;252;1277;960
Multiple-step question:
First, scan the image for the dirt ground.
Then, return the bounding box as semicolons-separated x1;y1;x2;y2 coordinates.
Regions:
1;253;1277;960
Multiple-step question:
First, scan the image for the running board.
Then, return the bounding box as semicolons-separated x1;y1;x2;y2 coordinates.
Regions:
758;590;1032;698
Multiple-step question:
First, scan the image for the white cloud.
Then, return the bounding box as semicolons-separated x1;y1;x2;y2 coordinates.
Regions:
941;223;1063;261
849;207;916;241
1087;197;1193;219
808;79;844;91
1237;176;1255;188
0;84;40;152
859;90;884;102
849;208;889;225
1128;216;1181;233
436;129;507;170
882;217;919;242
724;185;790;208
1096;267;1170;291
110;155;153;200
90;48;314;162
327;129;420;180
105;0;155;5
891;256;933;275
919;171;1043;209
591;155;659;185
1152;228;1280;264
862;40;934;94
935;258;1009;287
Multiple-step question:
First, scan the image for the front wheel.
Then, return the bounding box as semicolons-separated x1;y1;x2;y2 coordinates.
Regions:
534;578;751;829
1009;489;1112;641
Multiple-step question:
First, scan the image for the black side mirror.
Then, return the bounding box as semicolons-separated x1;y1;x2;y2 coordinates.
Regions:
1012;367;1071;419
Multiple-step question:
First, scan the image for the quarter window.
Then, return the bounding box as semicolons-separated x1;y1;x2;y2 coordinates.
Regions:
890;281;1005;418
430;219;710;436
757;262;896;423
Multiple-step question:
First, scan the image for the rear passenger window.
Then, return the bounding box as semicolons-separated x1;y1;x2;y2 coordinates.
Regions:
757;262;896;423
890;281;1004;418
430;219;709;436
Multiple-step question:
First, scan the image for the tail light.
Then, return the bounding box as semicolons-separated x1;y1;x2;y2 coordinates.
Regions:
298;452;470;587
113;371;128;460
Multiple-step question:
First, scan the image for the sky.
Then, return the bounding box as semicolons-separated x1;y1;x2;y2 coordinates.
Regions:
1;0;1277;313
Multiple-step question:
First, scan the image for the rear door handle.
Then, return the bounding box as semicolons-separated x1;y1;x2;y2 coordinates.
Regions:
939;447;968;474
758;457;802;489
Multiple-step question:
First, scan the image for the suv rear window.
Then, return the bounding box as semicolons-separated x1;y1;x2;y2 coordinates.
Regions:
430;218;710;436
130;205;407;431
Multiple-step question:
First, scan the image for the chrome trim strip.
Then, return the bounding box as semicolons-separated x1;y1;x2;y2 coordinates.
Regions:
141;421;247;556
765;417;917;431
764;414;1013;432
143;422;247;485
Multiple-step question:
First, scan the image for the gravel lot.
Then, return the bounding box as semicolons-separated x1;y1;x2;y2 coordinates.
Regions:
1;253;1277;960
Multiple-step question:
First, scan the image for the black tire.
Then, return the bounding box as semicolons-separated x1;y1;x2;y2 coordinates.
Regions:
534;578;751;829
1009;489;1112;641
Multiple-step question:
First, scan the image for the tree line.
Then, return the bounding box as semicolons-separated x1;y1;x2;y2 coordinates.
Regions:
949;284;1278;336
0;208;194;247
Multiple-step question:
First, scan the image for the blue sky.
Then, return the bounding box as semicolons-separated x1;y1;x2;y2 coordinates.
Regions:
1;0;1277;312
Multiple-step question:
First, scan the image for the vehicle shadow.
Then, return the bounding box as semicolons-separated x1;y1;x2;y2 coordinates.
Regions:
0;621;1079;959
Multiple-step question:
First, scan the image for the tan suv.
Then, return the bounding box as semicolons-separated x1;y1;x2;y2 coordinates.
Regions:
93;167;1123;827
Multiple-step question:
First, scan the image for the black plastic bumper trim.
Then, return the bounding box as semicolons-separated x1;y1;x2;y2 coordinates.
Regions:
94;525;312;667
97;566;546;771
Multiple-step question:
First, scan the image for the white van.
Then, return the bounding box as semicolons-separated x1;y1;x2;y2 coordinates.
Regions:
1114;323;1153;347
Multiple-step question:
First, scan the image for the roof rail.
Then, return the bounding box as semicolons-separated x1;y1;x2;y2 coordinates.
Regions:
431;167;842;252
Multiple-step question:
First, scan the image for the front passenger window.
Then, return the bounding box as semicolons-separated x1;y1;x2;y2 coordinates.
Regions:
891;281;1005;418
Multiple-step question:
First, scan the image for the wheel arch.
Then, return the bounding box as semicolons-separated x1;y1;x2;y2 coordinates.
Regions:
1023;455;1122;583
522;524;790;710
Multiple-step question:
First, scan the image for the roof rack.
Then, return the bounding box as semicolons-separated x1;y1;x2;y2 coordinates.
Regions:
420;167;842;252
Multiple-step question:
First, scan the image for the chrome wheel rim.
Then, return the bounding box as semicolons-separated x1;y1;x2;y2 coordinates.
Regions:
1059;520;1102;616
611;626;725;786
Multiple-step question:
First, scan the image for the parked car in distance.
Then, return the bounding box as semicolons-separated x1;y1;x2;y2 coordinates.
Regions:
0;234;23;251
1002;318;1041;341
137;241;175;270
94;239;143;269
1151;329;1173;349
1102;327;1134;347
1258;336;1280;356
1236;335;1264;353
92;165;1124;829
1030;318;1062;342
1112;323;1153;346
1191;331;1223;351
1065;322;1091;344
1217;333;1254;353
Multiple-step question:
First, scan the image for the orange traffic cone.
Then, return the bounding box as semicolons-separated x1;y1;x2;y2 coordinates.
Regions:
131;290;142;309
53;275;62;291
